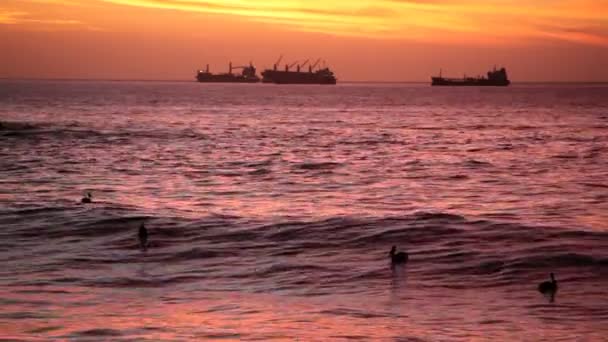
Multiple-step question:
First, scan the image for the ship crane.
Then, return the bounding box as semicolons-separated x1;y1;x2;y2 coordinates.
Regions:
309;58;321;72
230;62;256;77
273;55;283;70
297;59;310;72
285;60;299;72
229;62;255;74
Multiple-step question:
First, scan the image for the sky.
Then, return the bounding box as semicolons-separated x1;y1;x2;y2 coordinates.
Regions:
1;0;607;81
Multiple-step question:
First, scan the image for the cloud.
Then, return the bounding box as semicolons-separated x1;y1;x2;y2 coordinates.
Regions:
3;0;607;46
532;23;608;46
0;8;82;26
97;0;396;38
0;10;28;24
100;0;391;22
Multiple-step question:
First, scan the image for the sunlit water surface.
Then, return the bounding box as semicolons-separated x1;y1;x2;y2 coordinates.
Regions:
1;81;607;340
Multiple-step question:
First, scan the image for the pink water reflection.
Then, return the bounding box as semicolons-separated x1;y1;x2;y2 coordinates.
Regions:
3;281;607;341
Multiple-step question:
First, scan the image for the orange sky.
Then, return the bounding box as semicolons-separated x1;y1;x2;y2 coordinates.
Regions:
1;0;607;81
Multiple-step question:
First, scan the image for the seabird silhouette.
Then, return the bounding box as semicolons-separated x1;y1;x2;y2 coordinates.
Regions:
81;192;92;204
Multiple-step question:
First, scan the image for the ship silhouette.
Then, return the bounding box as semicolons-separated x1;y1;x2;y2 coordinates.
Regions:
196;62;260;83
261;56;337;85
432;67;510;86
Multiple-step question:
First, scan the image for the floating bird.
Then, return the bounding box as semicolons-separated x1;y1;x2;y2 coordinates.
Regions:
81;192;92;204
389;245;409;264
538;273;558;294
138;223;148;251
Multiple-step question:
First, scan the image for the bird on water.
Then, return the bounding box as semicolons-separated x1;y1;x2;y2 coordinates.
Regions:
389;246;408;264
538;273;558;294
138;223;149;251
81;192;92;203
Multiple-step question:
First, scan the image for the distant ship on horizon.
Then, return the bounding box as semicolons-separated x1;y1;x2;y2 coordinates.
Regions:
195;56;337;85
432;67;510;86
196;62;260;83
260;56;337;85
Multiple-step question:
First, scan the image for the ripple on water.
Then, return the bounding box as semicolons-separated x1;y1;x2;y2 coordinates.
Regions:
2;81;608;340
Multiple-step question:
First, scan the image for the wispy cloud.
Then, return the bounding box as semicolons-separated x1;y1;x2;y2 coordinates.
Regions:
0;8;82;26
0;10;28;24
96;0;608;45
3;0;607;46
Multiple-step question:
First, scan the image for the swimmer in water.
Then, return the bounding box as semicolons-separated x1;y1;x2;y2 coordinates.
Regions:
138;222;148;251
389;246;408;264
538;273;558;294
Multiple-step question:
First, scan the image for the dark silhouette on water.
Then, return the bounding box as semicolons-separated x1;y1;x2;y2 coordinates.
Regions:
389;246;408;264
538;273;558;294
196;62;260;83
431;66;510;86
261;56;337;84
81;192;92;203
138;223;149;251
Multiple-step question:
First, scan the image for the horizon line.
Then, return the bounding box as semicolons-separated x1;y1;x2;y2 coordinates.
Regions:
2;77;608;84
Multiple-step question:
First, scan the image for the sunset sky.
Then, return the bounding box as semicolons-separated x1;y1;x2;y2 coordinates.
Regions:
1;0;607;81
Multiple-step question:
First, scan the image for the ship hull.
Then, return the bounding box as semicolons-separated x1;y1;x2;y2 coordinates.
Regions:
431;77;510;86
196;73;260;83
261;70;336;85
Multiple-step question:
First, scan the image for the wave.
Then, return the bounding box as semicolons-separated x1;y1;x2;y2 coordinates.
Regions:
463;159;493;167
506;253;608;269
69;329;123;337
3;207;607;291
0;120;40;131
338;138;408;146
0;120;208;143
0;120;99;139
295;161;342;170
255;262;333;277
248;168;272;176
159;247;221;262
5;207;605;249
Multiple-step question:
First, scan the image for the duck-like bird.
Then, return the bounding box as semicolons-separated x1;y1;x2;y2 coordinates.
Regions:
538;273;558;294
138;223;148;251
389;245;409;264
81;192;92;203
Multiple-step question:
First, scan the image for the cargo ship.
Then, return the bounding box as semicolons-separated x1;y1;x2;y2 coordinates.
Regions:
261;57;337;85
196;62;260;83
431;67;510;86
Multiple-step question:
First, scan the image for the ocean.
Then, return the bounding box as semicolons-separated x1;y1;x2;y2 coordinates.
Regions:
1;80;607;341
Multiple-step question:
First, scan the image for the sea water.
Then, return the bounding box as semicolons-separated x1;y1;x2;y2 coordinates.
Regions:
1;80;607;340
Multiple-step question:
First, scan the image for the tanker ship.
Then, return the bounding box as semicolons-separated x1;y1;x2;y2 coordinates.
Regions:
431;67;510;86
